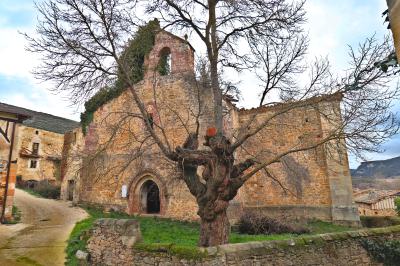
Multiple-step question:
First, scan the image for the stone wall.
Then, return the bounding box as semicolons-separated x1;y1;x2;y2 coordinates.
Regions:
235;96;358;225
357;202;397;217
0;121;20;221
87;219;142;265
16;125;64;182
0;163;17;220
85;218;400;266
60;127;84;202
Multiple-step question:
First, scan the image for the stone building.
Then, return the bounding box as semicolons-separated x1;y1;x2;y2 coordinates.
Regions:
354;189;400;216
61;30;360;225
0;103;79;185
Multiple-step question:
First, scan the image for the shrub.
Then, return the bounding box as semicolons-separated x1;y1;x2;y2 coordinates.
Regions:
34;181;61;199
16;175;23;186
361;239;400;266
395;197;400;216
19;180;60;199
360;216;400;228
238;212;310;235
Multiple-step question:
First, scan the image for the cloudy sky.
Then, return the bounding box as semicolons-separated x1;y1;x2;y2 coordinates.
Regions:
0;0;398;167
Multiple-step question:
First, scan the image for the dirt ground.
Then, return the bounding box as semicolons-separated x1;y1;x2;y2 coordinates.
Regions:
0;189;87;266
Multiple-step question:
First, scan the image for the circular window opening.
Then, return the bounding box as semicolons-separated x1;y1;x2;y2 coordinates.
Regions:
140;180;160;214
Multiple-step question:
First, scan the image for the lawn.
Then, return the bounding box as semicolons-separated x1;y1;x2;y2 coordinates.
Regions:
65;206;353;265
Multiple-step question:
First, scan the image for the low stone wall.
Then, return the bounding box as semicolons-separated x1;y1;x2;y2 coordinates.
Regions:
86;219;142;265
86;219;400;266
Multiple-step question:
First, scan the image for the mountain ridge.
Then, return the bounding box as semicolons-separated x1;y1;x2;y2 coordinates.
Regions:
351;156;400;178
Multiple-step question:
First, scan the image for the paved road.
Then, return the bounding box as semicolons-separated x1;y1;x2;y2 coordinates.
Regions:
0;189;87;266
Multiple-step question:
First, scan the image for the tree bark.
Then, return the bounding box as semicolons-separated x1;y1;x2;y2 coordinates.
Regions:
199;207;230;247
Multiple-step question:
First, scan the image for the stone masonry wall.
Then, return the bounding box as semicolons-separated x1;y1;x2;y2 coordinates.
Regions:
0;121;20;221
85;218;400;266
75;30;207;220
0;163;17;220
16;125;64;181
61;127;84;202
87;219;142;265
235;96;359;225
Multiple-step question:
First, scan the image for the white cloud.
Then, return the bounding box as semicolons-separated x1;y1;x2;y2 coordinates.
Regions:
0;27;38;80
0;1;80;121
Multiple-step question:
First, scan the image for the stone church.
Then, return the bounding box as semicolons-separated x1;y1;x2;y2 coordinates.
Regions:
61;30;360;226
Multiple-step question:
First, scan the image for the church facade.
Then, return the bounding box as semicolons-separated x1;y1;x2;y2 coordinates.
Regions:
61;30;360;226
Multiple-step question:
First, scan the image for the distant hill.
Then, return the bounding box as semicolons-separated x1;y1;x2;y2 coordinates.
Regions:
351;156;400;178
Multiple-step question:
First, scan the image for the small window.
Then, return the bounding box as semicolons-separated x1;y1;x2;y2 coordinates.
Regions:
145;104;156;130
146;113;154;129
35;130;39;135
32;143;39;155
73;132;77;144
158;47;172;76
30;160;38;169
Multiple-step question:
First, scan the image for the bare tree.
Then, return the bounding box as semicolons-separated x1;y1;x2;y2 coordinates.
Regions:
26;0;399;247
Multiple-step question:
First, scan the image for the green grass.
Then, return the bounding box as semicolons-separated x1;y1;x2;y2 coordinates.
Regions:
12;205;21;223
65;206;353;265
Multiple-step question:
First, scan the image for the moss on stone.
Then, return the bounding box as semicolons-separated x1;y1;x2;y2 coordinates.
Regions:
134;243;208;261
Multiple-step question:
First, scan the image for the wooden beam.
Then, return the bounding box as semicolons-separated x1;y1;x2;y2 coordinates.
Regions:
0;124;10;143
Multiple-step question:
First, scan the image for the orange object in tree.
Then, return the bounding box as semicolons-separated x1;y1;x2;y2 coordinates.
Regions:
206;127;217;137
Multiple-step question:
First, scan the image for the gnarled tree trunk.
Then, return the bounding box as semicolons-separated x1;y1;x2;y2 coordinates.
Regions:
199;204;230;247
177;133;254;247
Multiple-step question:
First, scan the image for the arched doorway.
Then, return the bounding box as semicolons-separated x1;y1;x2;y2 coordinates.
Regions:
140;180;160;214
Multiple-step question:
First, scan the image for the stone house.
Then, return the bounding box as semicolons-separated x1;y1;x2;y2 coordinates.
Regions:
354;189;400;216
61;30;360;226
0;103;79;186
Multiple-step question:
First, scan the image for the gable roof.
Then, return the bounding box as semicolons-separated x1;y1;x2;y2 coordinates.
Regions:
0;102;79;134
0;104;31;122
354;189;400;204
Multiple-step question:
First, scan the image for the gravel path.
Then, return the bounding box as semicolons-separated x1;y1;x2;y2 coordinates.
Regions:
0;189;88;266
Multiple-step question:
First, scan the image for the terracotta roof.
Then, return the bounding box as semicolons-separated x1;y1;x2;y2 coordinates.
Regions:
354;189;400;204
0;102;79;134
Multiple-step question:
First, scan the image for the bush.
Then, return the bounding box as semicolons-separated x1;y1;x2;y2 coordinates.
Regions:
395;197;400;216
238;212;310;235
361;239;400;266
34;181;61;199
19;180;60;199
16;175;23;186
360;216;400;228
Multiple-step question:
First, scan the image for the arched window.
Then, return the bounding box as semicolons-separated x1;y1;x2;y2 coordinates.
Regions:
157;47;172;76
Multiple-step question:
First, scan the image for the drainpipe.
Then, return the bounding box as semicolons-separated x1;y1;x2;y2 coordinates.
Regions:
1;122;16;223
